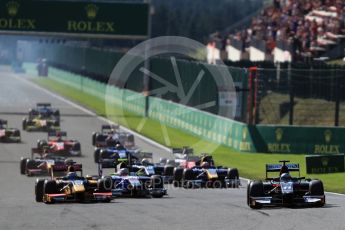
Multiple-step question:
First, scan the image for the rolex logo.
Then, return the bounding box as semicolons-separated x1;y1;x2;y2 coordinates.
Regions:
275;128;283;142
7;1;19;16
321;157;329;167
85;4;98;20
324;129;332;143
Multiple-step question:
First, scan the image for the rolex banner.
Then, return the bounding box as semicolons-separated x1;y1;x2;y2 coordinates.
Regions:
0;0;149;38
306;154;344;174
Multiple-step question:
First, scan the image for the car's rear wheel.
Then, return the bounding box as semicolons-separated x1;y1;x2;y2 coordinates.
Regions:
98;176;113;192
43;180;58;204
94;149;100;163
227;168;240;188
26;159;36;176
35;179;45;202
173;168;183;187
20;157;29;175
92;132;97;146
151;175;164;198
22;119;27;130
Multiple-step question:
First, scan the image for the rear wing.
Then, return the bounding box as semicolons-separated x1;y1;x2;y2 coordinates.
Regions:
48;131;67;139
172;146;194;155
265;163;300;178
98;158;117;176
101;124;120;132
49;161;83;179
36;103;52;108
0;119;7;125
132;151;153;162
31;148;45;158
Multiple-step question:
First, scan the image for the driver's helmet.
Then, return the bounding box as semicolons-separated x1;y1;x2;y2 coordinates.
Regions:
280;173;292;182
119;168;129;176
201;162;210;169
66;172;77;180
115;143;125;150
141;158;150;166
279;165;289;175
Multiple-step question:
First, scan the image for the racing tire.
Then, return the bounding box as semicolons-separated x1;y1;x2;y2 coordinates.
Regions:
227;168;240;188
22;119;27;130
43;180;58;204
309;180;324;195
151;175;164;198
151;175;164;189
97;176;113;192
26;159;36;176
35;179;45;202
182;169;195;189
94;149;101;163
92;132;97;146
72;142;81;152
309;180;325;207
248;181;264;209
173;168;183;187
164;166;174;176
20;157;29;175
183;169;195;180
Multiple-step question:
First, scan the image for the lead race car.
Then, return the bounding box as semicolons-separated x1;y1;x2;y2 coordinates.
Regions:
0;119;21;143
247;160;326;209
22;103;60;132
35;162;114;204
36;131;82;156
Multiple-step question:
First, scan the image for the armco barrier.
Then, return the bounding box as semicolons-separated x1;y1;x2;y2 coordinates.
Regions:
25;64;345;154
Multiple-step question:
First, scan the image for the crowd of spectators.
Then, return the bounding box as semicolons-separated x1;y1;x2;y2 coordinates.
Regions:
211;0;345;61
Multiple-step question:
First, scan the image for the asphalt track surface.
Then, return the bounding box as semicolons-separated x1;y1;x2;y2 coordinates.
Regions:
0;68;345;230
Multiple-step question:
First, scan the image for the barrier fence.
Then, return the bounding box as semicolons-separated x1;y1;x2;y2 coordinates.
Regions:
24;63;345;154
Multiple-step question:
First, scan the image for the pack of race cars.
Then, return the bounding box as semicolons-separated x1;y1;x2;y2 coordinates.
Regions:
6;103;326;207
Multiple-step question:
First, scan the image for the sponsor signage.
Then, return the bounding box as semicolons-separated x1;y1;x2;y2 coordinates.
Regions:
306;154;344;174
0;0;149;38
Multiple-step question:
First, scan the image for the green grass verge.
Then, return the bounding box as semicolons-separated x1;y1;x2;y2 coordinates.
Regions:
32;77;345;194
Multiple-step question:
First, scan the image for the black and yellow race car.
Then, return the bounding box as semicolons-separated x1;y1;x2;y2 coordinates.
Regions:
247;160;325;209
35;161;114;204
170;147;240;188
0;119;21;143
22;103;60;132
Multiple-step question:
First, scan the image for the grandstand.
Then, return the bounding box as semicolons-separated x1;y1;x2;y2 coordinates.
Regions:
207;0;345;63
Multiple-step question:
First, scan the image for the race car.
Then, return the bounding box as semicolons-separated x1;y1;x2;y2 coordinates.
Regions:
171;147;204;168
97;156;167;198
20;150;81;177
92;124;138;150
0;119;21;143
170;147;240;188
36;131;82;156
247;160;326;209
35;162;113;204
94;143;145;163
22;103;60;132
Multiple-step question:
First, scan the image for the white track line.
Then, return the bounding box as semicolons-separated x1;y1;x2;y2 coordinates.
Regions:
14;75;172;153
15;75;345;197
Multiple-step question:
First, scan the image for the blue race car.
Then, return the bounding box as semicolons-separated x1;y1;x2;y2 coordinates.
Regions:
97;151;167;198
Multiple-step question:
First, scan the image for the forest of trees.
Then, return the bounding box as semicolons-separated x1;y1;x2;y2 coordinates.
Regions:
151;0;264;42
